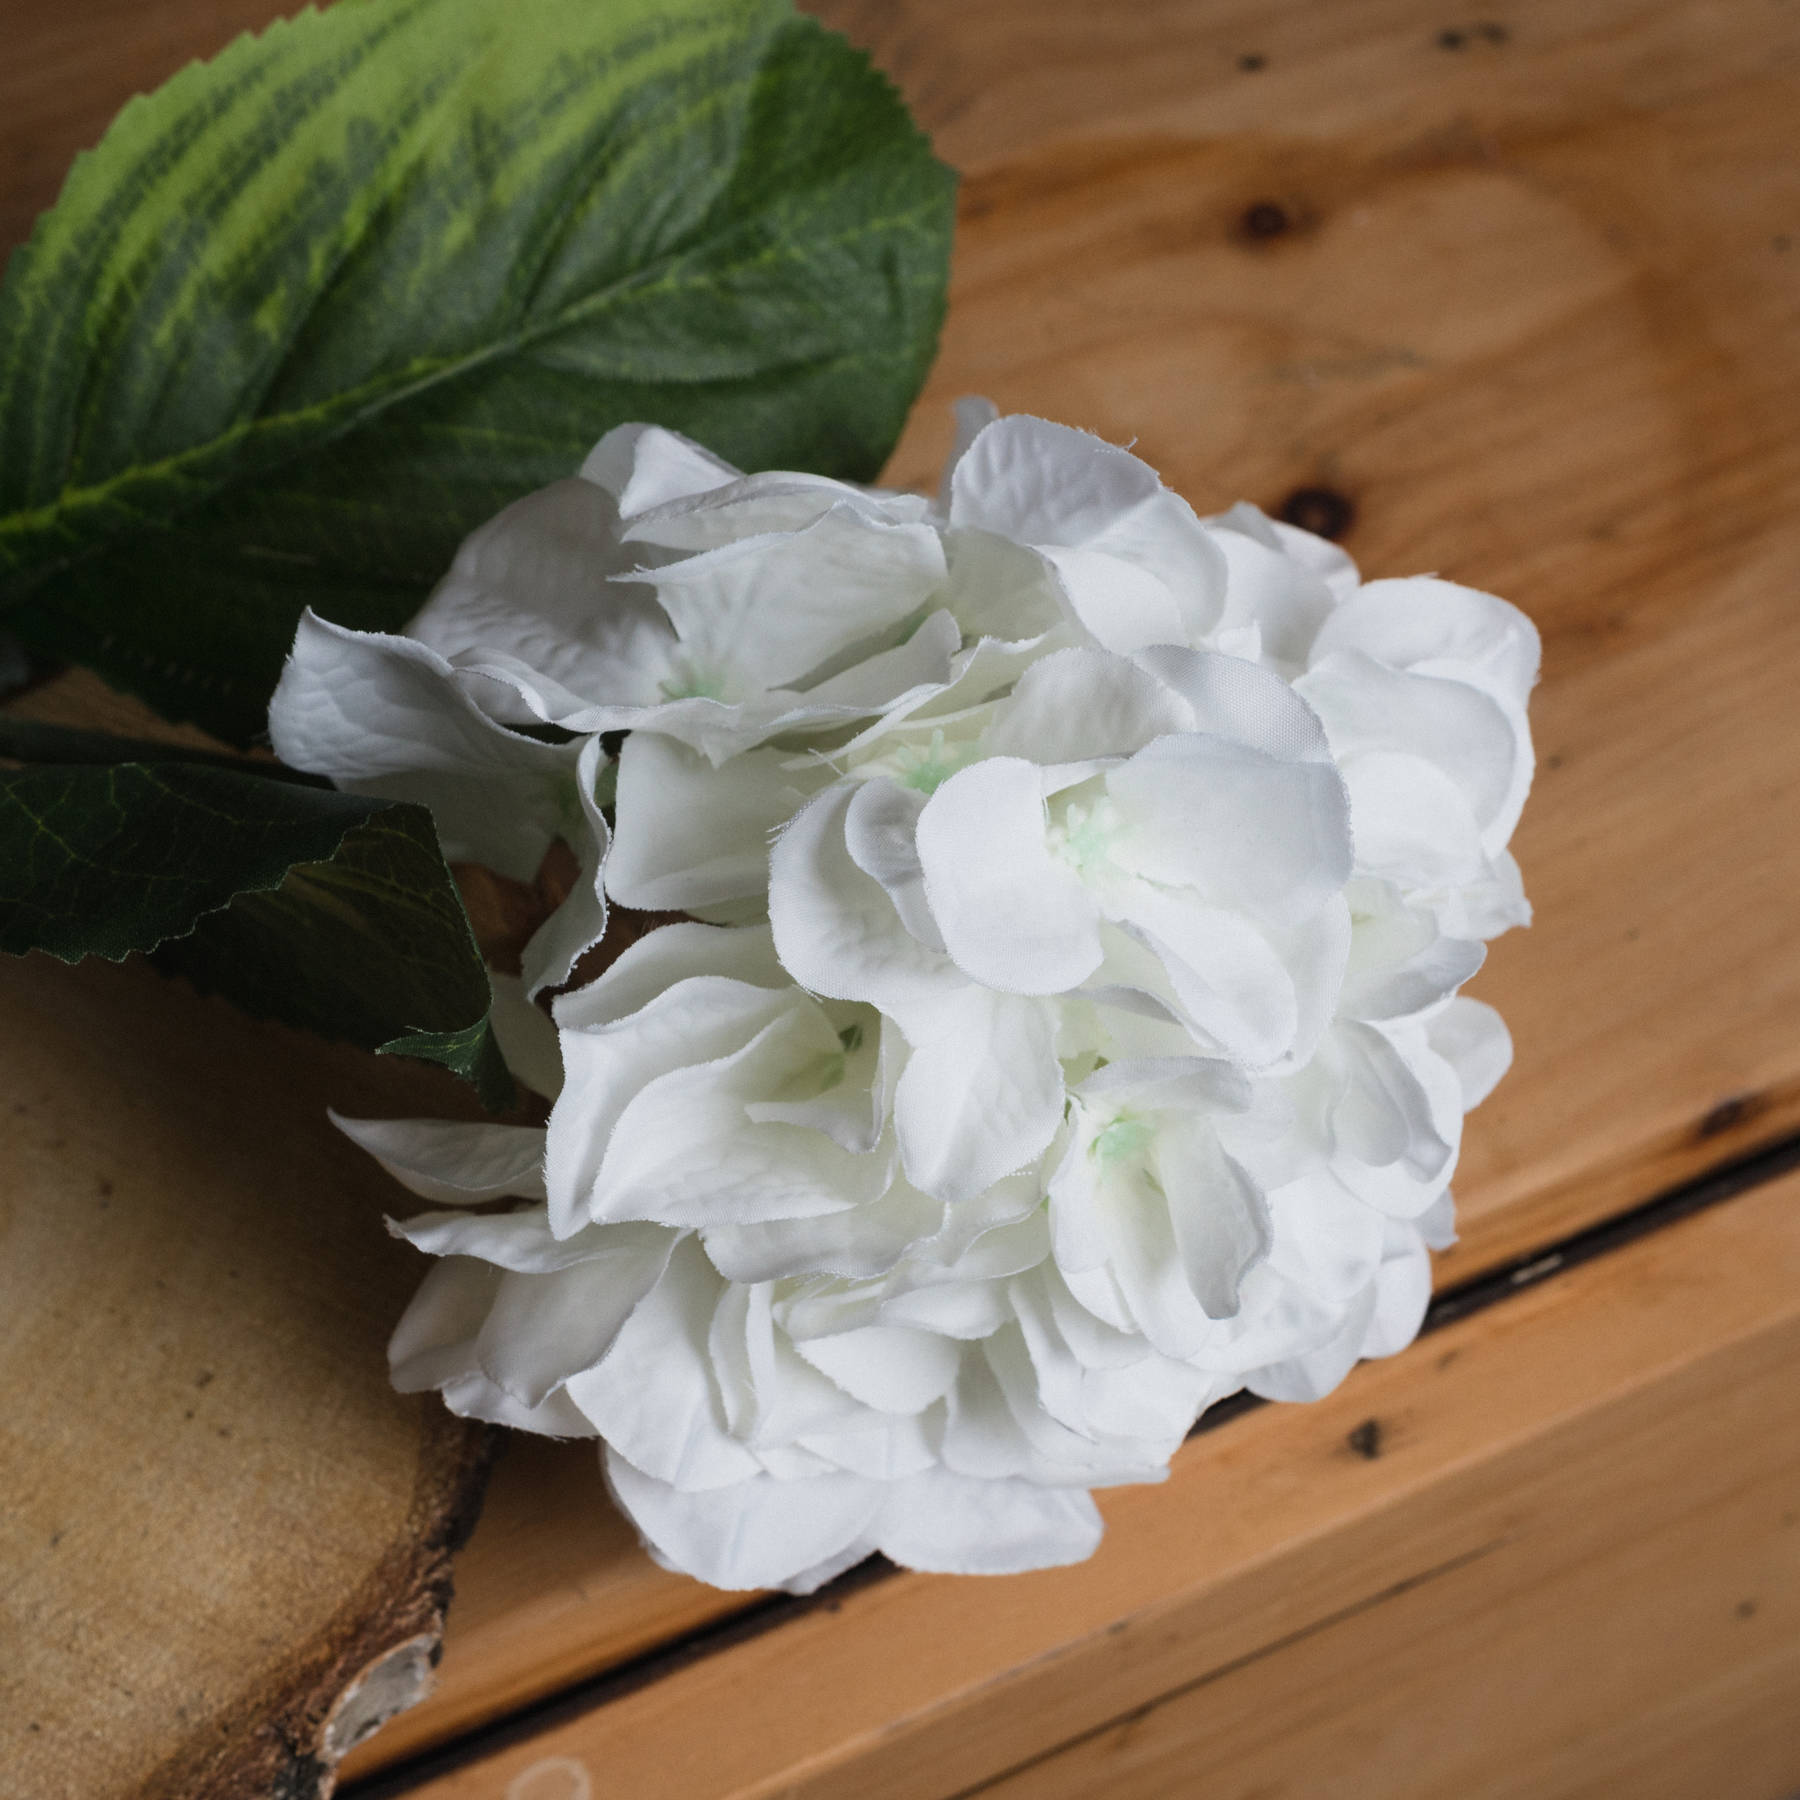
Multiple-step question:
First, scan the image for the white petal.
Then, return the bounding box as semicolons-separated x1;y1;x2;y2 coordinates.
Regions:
608;734;813;909
407;477;665;718
1338;886;1485;1023
843;778;942;951
556;921;786;1030
1310;575;1540;711
1090;1170;1216;1360
1226;503;1351;569
951;414;1166;544
1106;735;1352;926
771;784;963;1012
624;469;921;553
388;1257;501;1394
1332;1021;1453;1179
1299;651;1525;847
1428;997;1514;1110
802;608;962;709
1153;1122;1272;1320
545;976;792;1236
1339;752;1489;888
983;1327;1170;1483
1040;545;1187;653
985;646;1191;764
487;972;564;1099
387;1207;654;1273
793;1324;962;1414
592;1007;891;1226
744;1000;887;1153
1261;1173;1387;1311
331;1114;545;1204
521;734;613;996
950;416;1225;635
941;526;1066;642
893;989;1063;1204
580;422;740;515
630;507;945;692
880;1279;1011;1339
1245;1285;1375;1403
796;1413;937;1481
937;394;1001;511
438;1371;596;1436
1358;1224;1434;1359
916;759;1102;994
875;1469;1103;1575
605;1452;881;1593
268;612;578;879
476;1230;679;1407
567;1239;759;1488
702;1178;942;1282
1204;524;1336;670
1130;644;1333;762
1107;891;1298;1066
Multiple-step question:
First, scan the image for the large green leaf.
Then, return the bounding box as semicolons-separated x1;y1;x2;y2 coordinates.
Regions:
0;755;510;1105
0;0;955;742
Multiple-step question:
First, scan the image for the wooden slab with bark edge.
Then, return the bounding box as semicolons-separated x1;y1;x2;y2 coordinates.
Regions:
0;951;497;1800
343;1161;1800;1800
5;0;1800;1788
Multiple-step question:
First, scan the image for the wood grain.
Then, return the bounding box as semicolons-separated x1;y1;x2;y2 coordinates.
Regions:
0;953;496;1799
353;1164;1800;1800
6;0;1800;1788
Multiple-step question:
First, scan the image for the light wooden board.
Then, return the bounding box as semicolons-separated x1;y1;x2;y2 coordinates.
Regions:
0;954;494;1799
352;1164;1800;1800
6;0;1800;1789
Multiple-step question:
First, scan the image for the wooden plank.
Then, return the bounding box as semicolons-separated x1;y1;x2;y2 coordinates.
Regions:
973;1389;1800;1799
0;953;496;1799
6;0;1800;1784
350;1162;1800;1800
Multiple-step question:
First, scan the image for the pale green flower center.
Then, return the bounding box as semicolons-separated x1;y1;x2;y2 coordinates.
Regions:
768;1048;846;1102
890;727;975;795
1048;795;1122;876
765;1022;865;1104
658;669;727;701
1092;1114;1154;1166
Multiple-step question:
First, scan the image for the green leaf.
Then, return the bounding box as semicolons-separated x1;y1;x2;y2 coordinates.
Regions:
379;1018;514;1106
0;714;327;781
0;0;955;742
0;759;510;1106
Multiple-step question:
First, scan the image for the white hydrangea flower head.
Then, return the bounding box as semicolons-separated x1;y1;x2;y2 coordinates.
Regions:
298;402;1538;1593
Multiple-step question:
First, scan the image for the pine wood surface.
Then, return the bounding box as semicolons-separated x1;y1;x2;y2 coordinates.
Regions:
352;1163;1800;1800
4;0;1800;1791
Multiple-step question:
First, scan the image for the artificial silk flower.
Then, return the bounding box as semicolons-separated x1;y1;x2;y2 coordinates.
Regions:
307;402;1537;1594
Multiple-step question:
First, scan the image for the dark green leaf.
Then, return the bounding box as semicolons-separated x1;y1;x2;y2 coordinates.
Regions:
0;760;509;1105
379;1019;514;1108
0;0;955;742
0;761;377;960
0;714;326;781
